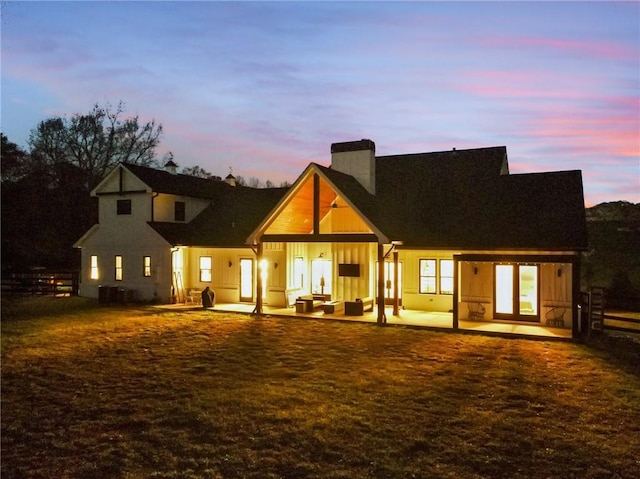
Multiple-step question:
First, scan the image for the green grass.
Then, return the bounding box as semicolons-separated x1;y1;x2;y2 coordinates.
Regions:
2;296;640;479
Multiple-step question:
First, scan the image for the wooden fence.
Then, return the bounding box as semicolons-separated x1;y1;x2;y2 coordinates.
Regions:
1;271;79;297
603;312;640;335
581;287;640;336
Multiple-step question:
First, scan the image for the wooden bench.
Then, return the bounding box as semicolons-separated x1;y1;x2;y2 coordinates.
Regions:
344;297;374;316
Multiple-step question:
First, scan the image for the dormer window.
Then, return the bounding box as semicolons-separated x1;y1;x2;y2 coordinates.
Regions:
175;201;186;222
117;199;131;215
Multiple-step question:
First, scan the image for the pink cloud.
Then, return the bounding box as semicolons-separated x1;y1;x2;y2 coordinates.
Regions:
482;35;635;61
523;100;639;159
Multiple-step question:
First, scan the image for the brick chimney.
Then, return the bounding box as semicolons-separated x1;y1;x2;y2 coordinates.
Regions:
330;139;376;194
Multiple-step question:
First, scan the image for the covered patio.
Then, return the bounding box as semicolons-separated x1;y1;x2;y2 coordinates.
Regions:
163;301;574;340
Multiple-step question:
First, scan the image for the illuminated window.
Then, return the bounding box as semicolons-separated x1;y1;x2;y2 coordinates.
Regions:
90;255;99;280
143;256;151;277
311;259;332;295
419;259;436;294
200;256;212;282
440;259;454;295
175;201;186;222
293;257;305;289
117;199;131;215
115;255;123;281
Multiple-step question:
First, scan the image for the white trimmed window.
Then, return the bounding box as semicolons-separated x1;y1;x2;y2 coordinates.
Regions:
293;257;305;289
143;256;151;277
200;256;212;282
440;259;454;295
115;255;123;281
419;259;436;294
90;255;99;280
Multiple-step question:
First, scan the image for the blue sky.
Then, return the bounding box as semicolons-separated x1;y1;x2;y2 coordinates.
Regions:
2;1;638;205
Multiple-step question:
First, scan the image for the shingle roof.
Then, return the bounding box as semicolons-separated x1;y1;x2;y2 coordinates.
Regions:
120;162;288;247
374;147;586;249
123;163;226;198
149;185;288;247
138;145;588;251
318;146;587;250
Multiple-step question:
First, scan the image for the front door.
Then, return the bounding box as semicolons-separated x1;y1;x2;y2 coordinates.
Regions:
378;261;402;305
495;264;539;321
239;258;254;302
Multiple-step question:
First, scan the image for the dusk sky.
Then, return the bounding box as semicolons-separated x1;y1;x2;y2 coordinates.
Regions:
2;1;638;206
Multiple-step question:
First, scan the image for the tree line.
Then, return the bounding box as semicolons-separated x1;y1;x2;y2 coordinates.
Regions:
1;102;287;272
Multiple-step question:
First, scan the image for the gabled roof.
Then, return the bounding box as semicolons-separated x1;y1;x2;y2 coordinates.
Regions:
149;185;288;247
122;163;227;198
249;144;587;251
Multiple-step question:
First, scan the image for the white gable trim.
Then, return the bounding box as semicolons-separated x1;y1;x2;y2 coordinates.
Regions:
90;163;153;197
73;223;100;248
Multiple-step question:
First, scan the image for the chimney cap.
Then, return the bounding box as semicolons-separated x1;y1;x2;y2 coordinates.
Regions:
331;139;375;154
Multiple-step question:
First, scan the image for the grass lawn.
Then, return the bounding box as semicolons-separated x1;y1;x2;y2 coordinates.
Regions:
2;296;640;479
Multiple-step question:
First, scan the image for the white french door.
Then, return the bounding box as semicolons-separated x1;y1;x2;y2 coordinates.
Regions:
495;264;539;321
239;258;254;302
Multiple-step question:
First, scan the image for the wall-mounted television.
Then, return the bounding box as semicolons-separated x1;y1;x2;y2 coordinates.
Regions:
338;263;360;277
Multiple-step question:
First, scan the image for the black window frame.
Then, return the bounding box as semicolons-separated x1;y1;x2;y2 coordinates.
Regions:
117;199;132;215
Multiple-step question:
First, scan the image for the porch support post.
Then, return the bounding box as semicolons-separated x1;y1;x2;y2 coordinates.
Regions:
313;173;320;234
452;256;459;329
393;250;399;316
572;254;581;339
255;242;263;316
377;243;386;325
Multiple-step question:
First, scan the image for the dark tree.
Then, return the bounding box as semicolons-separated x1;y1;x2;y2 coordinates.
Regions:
28;102;163;189
2;101;162;272
181;165;216;179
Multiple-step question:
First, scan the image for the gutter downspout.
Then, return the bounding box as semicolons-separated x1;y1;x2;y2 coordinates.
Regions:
151;192;159;221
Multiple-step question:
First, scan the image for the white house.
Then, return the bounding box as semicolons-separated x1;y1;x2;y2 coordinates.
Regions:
74;162;287;304
75;139;588;337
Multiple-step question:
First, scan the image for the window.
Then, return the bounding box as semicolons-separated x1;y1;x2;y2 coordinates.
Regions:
419;259;436;294
175;201;186;222
440;259;454;295
200;256;212;282
311;259;332;295
143;256;151;277
293;257;305;289
115;255;123;281
117;199;131;215
90;255;99;280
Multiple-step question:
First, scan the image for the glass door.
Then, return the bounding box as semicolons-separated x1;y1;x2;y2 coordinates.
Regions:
519;265;538;317
239;258;253;302
311;259;332;296
377;261;403;304
495;265;514;315
494;264;539;321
